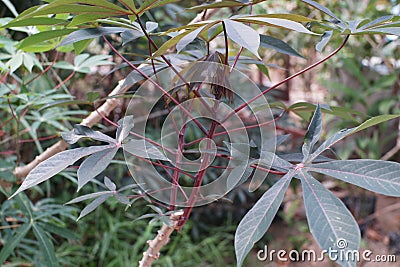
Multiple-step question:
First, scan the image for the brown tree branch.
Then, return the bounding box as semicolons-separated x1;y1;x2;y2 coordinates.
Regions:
14;79;127;180
139;210;184;267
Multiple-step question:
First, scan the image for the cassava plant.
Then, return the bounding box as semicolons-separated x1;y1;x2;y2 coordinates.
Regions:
2;0;400;266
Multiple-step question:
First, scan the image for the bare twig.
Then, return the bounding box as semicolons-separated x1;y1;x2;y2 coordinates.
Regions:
139;210;184;267
13;79;128;179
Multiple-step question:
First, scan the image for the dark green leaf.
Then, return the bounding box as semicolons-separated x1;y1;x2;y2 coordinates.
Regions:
38;222;79;240
235;172;294;266
260;34;304;58
18;29;76;50
0;223;31;264
307;160;400;197
33;224;59;267
77;147;119;191
302;105;322;158
299;170;360;267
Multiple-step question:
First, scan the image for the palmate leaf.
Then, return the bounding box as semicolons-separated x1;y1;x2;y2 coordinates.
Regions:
9;145;113;198
235;172;294;266
298;170;360;267
307;160;400;197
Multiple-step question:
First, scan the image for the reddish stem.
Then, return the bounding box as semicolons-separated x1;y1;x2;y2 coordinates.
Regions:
223;35;351;123
54;71;75;90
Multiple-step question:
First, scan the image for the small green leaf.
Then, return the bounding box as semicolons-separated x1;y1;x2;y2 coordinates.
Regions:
352;114;400;134
260;34;304;58
116;115;134;143
223;19;260;58
86;91;100;102
309;127;355;162
104;176;116;191
316;30;333;52
357;15;393;31
235;172;294;266
152;30;194;57
77;195;111;220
